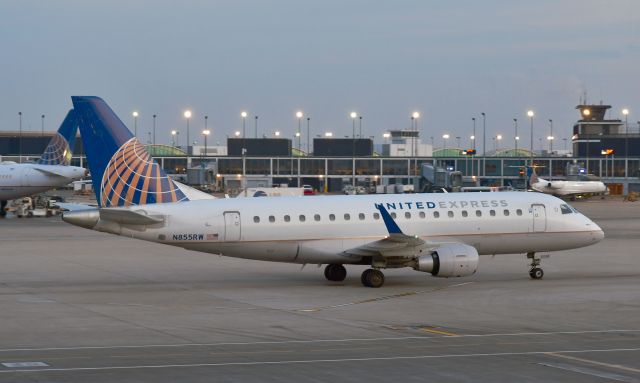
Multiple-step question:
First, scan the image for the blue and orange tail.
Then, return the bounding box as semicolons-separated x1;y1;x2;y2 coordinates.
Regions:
37;109;78;165
71;96;188;208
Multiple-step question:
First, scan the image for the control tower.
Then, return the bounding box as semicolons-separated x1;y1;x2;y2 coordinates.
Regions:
572;102;637;157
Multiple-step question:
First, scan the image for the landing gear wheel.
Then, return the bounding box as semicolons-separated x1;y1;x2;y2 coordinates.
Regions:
361;269;385;288
529;267;544;279
324;264;347;282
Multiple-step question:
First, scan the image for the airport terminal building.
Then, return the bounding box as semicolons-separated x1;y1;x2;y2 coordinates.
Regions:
2;102;639;194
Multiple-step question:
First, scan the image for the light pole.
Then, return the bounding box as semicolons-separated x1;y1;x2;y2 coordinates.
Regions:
306;117;311;154
513;118;518;155
456;136;461;148
132;111;139;137
171;130;179;147
412;111;420;157
548;119;554;153
202;129;210;157
623;108;629;157
359;116;363;138
18;112;22;163
41;114;45;135
152;114;157;146
527;110;534;163
240;111;247;156
296;111;303;151
496;134;502;151
350;112;357;186
481;113;486;156
254;115;258;138
442;134;450;149
184;110;192;153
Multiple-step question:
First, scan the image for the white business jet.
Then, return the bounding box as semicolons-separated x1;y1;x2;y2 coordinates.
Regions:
0;110;86;216
528;167;607;198
62;97;604;287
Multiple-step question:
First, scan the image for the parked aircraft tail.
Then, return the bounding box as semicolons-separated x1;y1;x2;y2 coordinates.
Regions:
37;109;78;166
71;96;188;207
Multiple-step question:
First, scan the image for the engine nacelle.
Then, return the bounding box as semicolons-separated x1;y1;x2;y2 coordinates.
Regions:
414;243;479;278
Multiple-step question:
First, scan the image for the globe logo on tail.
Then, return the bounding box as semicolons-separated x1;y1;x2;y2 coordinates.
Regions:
100;138;187;207
38;133;71;165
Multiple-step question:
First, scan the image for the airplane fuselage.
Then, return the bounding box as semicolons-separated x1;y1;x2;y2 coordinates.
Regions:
532;179;607;196
65;192;603;265
0;163;85;200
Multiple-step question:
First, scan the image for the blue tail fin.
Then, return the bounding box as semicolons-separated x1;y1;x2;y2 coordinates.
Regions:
37;109;78;165
71;96;188;208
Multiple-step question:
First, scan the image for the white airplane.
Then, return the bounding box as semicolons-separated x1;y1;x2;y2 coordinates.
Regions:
62;97;604;287
0;110;86;216
528;167;607;198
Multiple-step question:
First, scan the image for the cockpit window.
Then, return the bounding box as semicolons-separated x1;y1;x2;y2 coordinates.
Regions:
560;204;573;214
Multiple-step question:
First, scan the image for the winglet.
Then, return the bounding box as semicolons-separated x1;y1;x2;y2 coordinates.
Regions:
375;204;403;235
527;166;539;185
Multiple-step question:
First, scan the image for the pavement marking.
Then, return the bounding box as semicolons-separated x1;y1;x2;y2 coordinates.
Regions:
1;362;49;368
297;282;474;312
0;329;638;353
546;352;640;374
2;347;640;373
538;362;637;382
421;328;458;337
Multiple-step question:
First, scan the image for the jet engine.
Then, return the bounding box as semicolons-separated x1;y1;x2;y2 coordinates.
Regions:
414;243;479;277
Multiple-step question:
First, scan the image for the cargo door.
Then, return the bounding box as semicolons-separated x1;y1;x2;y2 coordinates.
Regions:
223;211;241;241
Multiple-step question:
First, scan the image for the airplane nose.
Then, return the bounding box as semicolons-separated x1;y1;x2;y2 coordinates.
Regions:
588;221;605;243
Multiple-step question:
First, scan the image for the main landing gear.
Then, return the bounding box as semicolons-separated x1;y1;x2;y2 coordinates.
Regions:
323;264;386;288
361;269;385;288
324;264;347;282
0;200;7;217
527;252;544;280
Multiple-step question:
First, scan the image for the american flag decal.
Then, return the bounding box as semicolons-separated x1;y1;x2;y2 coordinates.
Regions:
100;138;188;207
206;233;219;240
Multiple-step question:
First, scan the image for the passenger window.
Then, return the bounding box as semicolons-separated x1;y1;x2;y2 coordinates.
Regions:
390;212;397;219
359;213;365;220
314;214;321;221
476;210;482;217
405;212;411;219
269;215;275;223
373;212;380;220
344;213;350;220
462;210;468;217
447;211;454;218
503;210;510;216
329;214;335;221
253;216;260;223
419;211;426;219
490;210;496;216
433;211;440;218
299;215;306;222
516;209;523;216
284;215;291;222
560;204;573;214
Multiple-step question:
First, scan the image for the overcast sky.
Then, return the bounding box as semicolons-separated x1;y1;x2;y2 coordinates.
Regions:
2;0;639;152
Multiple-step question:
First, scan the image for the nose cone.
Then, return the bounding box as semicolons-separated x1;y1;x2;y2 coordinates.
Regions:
592;222;605;242
69;166;87;180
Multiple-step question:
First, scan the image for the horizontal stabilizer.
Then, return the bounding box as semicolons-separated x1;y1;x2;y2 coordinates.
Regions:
99;208;164;225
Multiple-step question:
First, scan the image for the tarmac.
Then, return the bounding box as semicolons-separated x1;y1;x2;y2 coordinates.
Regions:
0;197;639;382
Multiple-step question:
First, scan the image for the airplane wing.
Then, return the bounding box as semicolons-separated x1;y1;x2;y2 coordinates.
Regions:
341;205;428;259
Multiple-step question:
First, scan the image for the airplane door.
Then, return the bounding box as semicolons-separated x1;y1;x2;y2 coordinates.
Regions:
531;204;546;232
223;211;241;241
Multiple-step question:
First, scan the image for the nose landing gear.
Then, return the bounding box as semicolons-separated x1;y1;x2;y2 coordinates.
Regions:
527;252;544;279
